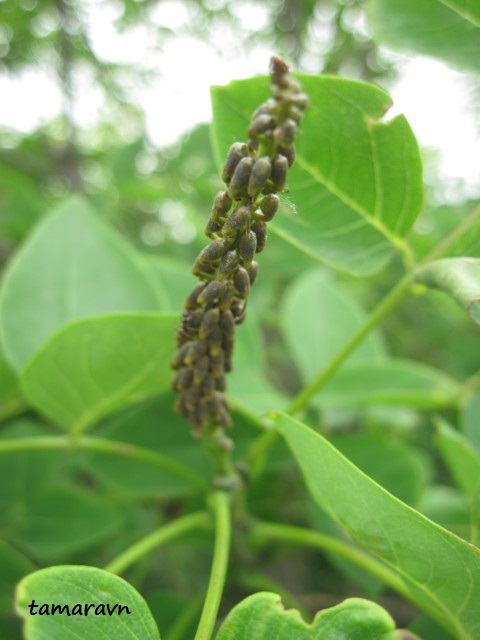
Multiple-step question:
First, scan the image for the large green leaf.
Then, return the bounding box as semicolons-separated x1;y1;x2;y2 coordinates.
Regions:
216;592;414;639
211;75;423;276
315;359;461;409
280;268;386;383
368;0;480;72
435;419;480;497
15;566;160;639
415;258;480;325
0;541;36;640
273;412;480;639
21;313;177;434
0;347;24;422
0;197;167;371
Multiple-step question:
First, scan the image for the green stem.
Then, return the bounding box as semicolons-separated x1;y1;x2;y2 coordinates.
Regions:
195;491;231;640
104;512;210;575
0;435;207;491
287;271;415;415
250;520;409;599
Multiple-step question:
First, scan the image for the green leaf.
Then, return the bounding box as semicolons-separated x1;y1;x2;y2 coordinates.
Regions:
21;313;178;434
315;359;461;409
0;346;24;422
0;197;167;371
211;75;423;276
415;258;480;325
460;388;480;453
13;485;125;564
0;541;36;640
330;431;425;506
435;419;480;496
15;565;160;639
80;394;210;499
280;268;386;383
273;412;480;639
368;0;480;72
216;592;411;639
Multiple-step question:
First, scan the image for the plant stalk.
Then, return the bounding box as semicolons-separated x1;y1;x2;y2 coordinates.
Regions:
104;511;211;575
195;491;231;640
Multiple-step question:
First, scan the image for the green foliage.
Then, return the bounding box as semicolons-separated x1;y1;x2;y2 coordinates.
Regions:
274;412;480;639
215;592;412;639
368;0;480;72
15;566;160;640
211;75;423;276
1;5;480;639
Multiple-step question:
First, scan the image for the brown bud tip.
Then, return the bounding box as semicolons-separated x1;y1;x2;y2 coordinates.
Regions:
270;56;289;77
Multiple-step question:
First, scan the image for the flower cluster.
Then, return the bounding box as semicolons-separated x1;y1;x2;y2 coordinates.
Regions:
171;56;308;434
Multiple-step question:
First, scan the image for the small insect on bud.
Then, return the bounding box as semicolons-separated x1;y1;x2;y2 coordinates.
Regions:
197;280;228;306
270;154;288;192
252;220;267;253
247;261;259;286
274;119;297;146
278;144;296;167
238;230;257;265
184;282;207;310
233;267;250;299
170;341;192;369
228;157;254;200
184;338;208;365
199;308;220;340
248;157;272;197
193;355;210;384
248;114;274;139
259;194;279;221
222;143;248;185
222;205;252;245
171;367;194;392
218;250;239;278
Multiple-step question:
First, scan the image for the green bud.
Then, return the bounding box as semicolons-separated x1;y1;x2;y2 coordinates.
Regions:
279;144;296;167
248;157;272;197
212;191;233;218
252;220;267;253
170;341;192;369
184;282;207;310
238;230;257;265
271;154;288;191
199;308;220;339
171;367;193;392
218;250;239;278
247;261;259;286
222;205;252;244
193;355;210;384
220;309;235;338
247;113;274;138
222;142;248;184
197;280;229;305
259;194;279;221
274;118;296;145
228;157;254;200
233;266;250;299
184;338;208;365
205;218;223;238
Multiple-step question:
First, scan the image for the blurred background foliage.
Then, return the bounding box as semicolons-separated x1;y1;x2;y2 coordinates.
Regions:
1;1;479;638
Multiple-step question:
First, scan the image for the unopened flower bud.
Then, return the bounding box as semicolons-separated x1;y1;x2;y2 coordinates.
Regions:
184;339;208;365
233;267;250;299
248;157;272;197
212;191;233;219
248;114;274;138
170;341;192;370
218;250;239;278
259;194;279;221
222;142;248;184
278;144;296;167
247;262;259;286
193;355;210;384
172;367;194;392
228;157;254;200
199;308;220;339
271;154;288;191
238;230;257;265
274;119;297;145
197;280;229;305
252;220;267;253
184;282;207;310
222;205;252;244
